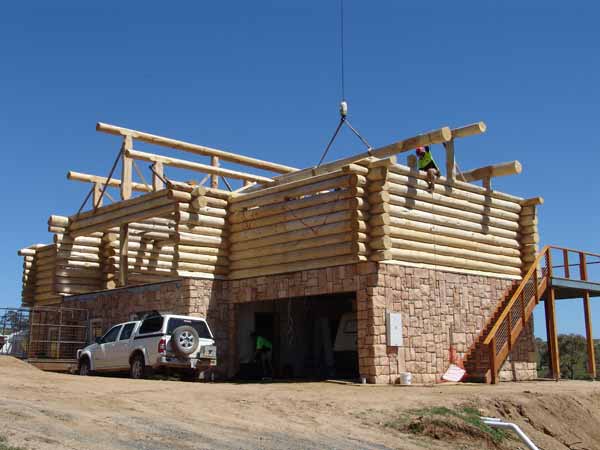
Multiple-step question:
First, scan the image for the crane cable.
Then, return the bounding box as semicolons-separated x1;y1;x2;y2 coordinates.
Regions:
316;0;373;167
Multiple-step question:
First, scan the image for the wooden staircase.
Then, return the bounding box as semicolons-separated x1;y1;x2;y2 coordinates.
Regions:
464;247;553;383
464;245;600;383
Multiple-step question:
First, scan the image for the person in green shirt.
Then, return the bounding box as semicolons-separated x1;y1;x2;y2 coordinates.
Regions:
251;332;273;379
416;145;440;190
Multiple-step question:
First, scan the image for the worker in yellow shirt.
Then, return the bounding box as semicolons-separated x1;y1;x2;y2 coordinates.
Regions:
416;146;440;190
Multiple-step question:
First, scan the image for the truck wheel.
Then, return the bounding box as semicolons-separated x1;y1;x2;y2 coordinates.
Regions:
130;353;146;379
171;326;199;356
78;358;91;376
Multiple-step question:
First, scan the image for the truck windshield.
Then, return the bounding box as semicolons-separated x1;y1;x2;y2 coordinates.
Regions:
167;318;212;339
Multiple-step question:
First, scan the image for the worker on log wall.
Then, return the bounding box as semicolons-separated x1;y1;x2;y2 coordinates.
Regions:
416;146;440;190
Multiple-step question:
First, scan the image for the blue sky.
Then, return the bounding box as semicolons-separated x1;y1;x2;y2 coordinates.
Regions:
1;1;598;338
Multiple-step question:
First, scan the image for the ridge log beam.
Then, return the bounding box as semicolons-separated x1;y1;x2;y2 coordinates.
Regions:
96;122;297;174
271;127;452;185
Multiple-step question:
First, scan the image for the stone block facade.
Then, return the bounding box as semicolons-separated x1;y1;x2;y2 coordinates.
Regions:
63;261;537;384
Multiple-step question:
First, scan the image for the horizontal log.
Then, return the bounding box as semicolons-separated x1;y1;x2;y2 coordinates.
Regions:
386;248;521;276
381;204;519;240
71;204;176;237
191;186;233;200
54;235;102;246
271;127;452;185
230;242;364;271
48;215;70;228
67;170;153;193
183;205;227;218
376;224;520;256
176;224;227;237
190;196;228;210
176;232;225;248
451;122;486;139
230;210;365;244
126;148;273;184
176;211;226;228
460;160;522;183
230;173;365;212
230;232;360;261
230;221;359;253
177;245;228;257
388;164;523;206
107;260;228;275
229;197;365;233
229;187;362;224
390;238;521;268
228;254;364;280
71;189;171;221
380;192;520;232
97;122;297;173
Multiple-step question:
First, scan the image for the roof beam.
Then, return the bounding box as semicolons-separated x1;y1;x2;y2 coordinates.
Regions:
272;126;452;185
460;160;522;183
67;171;153;193
96;122;297;174
125;148;273;184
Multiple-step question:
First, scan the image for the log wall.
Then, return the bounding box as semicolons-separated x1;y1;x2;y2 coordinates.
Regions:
18;160;540;305
367;163;526;278
227;169;369;279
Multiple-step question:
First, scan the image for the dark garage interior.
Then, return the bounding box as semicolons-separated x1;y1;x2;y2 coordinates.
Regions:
236;293;358;380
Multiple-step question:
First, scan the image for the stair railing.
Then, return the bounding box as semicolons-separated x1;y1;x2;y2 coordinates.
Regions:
483;246;551;384
483;245;600;383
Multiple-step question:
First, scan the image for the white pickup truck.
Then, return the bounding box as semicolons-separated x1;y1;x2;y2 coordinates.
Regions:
77;313;217;380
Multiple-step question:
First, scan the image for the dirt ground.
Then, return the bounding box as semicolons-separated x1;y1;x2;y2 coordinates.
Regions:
1;356;599;450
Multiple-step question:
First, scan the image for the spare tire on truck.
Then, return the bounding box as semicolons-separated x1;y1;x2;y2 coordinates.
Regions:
171;325;199;356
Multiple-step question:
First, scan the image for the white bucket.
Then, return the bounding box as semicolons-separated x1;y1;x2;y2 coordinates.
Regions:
399;372;412;385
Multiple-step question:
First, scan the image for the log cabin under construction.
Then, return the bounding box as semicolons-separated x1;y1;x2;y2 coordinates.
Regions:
19;120;590;384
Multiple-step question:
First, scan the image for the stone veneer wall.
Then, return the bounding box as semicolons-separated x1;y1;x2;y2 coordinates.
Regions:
361;263;537;384
62;262;537;384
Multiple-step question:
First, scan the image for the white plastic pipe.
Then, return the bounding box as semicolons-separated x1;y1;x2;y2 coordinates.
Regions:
481;417;540;450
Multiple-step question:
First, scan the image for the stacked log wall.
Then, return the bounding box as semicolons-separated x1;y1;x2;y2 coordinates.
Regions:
366;163;527;278
227;169;368;279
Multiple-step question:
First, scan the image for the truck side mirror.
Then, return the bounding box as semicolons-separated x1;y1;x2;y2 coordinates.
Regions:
95;337;103;344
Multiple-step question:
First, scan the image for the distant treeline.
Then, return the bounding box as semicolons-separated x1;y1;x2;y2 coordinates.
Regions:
536;334;600;380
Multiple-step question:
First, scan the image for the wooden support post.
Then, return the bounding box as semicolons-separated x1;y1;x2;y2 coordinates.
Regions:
545;287;560;381
93;182;103;208
579;252;596;378
563;249;570;278
489;338;497;384
119;224;129;287
444;139;455;181
152;161;164;191
121;136;133;200
211;156;219;189
407;154;417;171
482;177;492;190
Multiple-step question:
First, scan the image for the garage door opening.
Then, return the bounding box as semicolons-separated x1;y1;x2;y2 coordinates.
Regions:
236;293;358;381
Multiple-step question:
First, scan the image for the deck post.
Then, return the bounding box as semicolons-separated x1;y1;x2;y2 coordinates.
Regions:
92;182;103;208
579;252;596;378
545;287;560;381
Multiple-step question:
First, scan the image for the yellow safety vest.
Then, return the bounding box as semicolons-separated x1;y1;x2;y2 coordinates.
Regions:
418;150;437;170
